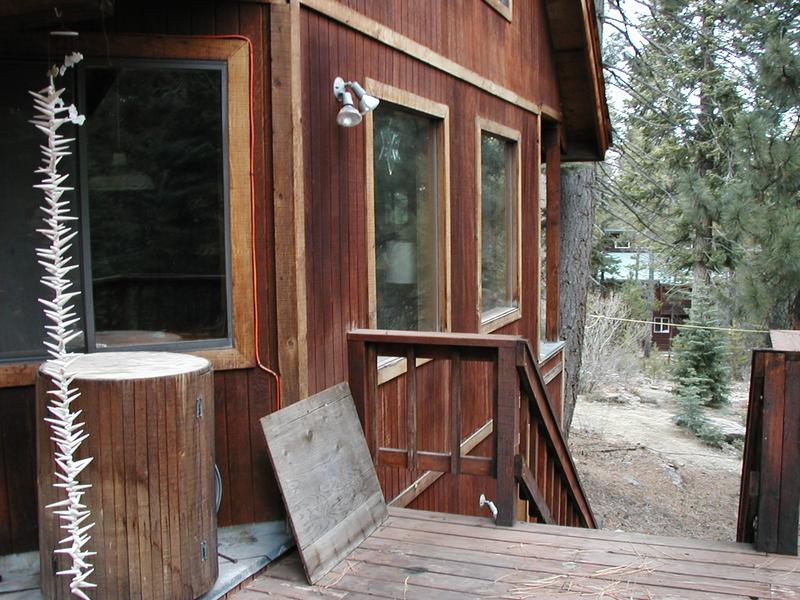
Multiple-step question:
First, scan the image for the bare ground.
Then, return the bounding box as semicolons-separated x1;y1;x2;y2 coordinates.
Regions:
568;377;749;542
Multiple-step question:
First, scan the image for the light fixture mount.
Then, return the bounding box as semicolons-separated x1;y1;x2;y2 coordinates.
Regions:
333;77;347;102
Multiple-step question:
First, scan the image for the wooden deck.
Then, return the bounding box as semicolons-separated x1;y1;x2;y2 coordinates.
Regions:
231;508;800;600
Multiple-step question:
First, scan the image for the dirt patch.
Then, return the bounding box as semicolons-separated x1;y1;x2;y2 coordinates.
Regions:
568;378;748;542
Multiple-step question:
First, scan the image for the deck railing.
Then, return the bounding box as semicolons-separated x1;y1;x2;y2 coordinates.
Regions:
737;349;800;555
347;329;596;528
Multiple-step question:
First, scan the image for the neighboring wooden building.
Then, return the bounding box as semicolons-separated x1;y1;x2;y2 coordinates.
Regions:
0;0;609;554
598;231;690;351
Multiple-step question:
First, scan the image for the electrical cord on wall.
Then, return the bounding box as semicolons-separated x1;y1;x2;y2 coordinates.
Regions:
203;34;282;411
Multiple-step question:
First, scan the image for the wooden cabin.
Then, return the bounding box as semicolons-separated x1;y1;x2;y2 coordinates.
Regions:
0;0;610;560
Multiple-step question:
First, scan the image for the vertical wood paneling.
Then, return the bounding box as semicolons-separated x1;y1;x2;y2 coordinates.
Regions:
3;0;567;548
0;387;37;553
333;0;559;111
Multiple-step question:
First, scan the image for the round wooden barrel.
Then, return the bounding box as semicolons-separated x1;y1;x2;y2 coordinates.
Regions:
36;352;217;600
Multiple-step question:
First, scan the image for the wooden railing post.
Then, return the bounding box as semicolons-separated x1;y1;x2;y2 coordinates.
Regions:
738;349;800;555
496;346;520;526
450;352;462;475
406;346;418;472
347;338;378;462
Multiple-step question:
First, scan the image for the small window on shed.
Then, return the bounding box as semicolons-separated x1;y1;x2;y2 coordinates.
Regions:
653;317;671;334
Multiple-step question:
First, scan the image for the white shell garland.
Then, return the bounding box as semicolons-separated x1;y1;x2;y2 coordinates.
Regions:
30;52;96;600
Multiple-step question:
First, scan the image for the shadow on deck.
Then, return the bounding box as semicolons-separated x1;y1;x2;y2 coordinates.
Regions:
232;508;800;600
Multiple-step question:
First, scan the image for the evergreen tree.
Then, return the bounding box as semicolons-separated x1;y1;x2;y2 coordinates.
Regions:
671;295;731;440
601;0;800;328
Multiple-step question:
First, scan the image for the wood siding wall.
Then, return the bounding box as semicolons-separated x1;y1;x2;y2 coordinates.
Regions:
300;2;561;515
333;0;562;111
1;0;566;552
0;0;284;554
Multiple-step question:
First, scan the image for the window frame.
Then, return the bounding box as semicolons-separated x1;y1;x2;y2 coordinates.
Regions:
0;34;254;388
653;317;671;334
475;117;522;334
365;79;451;380
483;0;513;21
365;79;451;334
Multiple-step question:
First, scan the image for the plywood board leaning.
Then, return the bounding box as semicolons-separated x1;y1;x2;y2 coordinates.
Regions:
260;382;388;584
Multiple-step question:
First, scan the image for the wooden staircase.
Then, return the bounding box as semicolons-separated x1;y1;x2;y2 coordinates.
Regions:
347;329;595;528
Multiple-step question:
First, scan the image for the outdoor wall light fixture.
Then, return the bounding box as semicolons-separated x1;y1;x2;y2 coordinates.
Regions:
333;77;380;127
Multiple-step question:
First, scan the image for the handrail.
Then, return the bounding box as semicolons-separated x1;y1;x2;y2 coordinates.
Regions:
347;329;595;529
516;340;596;528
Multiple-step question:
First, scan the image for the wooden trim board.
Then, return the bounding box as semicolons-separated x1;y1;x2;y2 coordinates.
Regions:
260;382;388;584
300;0;557;119
271;0;310;404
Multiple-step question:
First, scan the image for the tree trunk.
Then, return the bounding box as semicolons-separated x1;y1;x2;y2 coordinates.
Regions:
559;163;597;437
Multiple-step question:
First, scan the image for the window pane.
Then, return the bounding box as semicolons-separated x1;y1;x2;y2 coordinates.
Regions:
373;104;439;331
0;61;84;361
84;64;228;348
481;132;516;315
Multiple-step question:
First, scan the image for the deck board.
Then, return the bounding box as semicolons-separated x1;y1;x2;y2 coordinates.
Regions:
231;507;800;600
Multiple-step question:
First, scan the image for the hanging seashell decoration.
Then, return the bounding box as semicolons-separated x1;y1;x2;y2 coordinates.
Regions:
30;52;96;600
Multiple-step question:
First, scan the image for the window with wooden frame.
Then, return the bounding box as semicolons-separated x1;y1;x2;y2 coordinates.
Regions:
0;36;254;388
476;118;521;333
483;0;512;21
365;80;450;378
653;317;671;334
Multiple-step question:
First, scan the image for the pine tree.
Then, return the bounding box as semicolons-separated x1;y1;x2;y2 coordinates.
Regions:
601;0;800;329
671;295;731;439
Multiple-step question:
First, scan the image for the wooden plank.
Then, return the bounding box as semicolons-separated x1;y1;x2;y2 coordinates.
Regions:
260;383;388;583
377;449;493;476
271;0;309;405
406;347;417;471
495;346;519;526
164;375;182;600
758;352;786;553
771;330;800;352
145;378;164;600
225;371;255;524
544;126;561;343
357;534;778;599
348;328;521;349
450;354;462;474
738;351;765;543
124;378;143;600
778;357;800;554
514;455;554;524
389;508;772;559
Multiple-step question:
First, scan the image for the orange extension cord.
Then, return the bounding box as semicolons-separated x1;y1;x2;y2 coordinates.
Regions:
202;34;282;411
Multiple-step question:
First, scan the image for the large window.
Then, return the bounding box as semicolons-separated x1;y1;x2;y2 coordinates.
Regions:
476;118;521;332
83;60;229;349
366;80;450;335
0;37;253;386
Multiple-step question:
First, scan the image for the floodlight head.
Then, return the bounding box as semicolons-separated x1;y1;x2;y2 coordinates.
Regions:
347;81;380;115
333;77;378;126
336;91;362;127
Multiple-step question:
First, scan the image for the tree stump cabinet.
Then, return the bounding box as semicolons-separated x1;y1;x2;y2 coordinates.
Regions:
36;352;217;599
